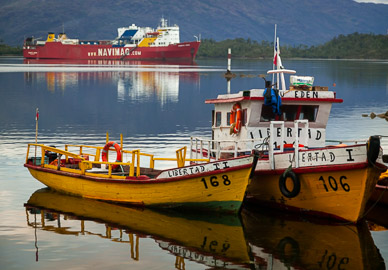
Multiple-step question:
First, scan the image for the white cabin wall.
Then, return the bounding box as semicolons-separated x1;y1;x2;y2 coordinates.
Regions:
247;101;263;127
155;27;180;46
315;103;332;128
211;90;336;150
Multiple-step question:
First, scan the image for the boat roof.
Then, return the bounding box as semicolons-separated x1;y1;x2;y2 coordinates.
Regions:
205;89;343;104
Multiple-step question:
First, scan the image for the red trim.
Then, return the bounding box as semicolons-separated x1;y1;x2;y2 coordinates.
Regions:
206;96;343;104
255;162;369;175
205;97;244;104
24;157;252;184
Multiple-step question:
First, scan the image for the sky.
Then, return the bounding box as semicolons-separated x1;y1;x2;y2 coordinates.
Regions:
354;0;388;3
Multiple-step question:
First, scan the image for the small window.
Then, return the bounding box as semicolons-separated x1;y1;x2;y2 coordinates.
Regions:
215;112;221;127
282;105;299;121
260;105;276;122
227;112;231;126
300;105;318;121
242;108;247;126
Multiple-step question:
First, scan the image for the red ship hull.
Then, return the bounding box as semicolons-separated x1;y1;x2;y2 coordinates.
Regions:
23;41;200;60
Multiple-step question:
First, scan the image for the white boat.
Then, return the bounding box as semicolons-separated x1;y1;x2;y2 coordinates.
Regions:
188;37;387;223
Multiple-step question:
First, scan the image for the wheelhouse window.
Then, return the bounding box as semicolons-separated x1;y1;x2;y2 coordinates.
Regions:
215;111;222;127
282;105;299;121
260;105;318;122
227;112;231;126
300;105;318;121
260;105;276;122
242;108;248;126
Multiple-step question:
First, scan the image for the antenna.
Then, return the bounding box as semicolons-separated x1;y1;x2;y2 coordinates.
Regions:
272;24;277;84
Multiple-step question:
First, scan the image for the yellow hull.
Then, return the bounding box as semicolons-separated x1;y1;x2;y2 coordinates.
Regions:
26;188;251;268
246;165;381;222
241;208;384;270
27;164;251;212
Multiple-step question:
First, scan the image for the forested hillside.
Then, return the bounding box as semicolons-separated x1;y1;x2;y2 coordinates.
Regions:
1;0;387;47
1;33;387;59
196;33;388;59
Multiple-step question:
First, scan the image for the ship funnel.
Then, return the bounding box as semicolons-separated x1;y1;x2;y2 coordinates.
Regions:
46;32;55;42
58;33;68;40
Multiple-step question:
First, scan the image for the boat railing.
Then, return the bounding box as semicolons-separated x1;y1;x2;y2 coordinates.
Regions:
190;120;310;169
27;144;210;179
327;135;388;163
26;143;135;179
189;137;265;161
65;144;210;168
65;144;102;162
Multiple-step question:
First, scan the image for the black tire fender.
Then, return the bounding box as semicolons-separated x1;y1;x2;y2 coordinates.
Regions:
279;170;300;198
367;135;380;166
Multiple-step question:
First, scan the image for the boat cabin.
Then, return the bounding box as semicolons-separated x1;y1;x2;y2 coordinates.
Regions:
116;17;180;47
190;70;343;160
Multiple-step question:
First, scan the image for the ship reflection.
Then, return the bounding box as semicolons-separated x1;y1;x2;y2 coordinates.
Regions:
22;59;200;105
24;188;385;269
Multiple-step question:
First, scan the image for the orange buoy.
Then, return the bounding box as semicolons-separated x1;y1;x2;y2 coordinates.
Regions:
102;141;122;170
230;103;242;135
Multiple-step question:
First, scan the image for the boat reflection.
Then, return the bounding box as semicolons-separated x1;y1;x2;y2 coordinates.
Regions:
23;58;200;105
241;207;386;270
25;189;385;269
25;188;252;269
365;201;388;229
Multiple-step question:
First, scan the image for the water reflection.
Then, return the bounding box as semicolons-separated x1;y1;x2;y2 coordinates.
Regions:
25;188;252;269
241;207;386;270
22;59;200;107
24;188;385;269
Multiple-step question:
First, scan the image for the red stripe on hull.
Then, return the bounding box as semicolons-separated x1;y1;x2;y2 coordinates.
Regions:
205;96;343;104
255;162;370;175
23;41;200;60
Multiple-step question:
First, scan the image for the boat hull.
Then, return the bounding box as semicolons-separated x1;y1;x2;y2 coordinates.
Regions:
25;156;253;213
23;41;200;60
246;164;382;222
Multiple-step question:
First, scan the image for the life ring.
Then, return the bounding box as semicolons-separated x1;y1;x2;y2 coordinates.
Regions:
367;135;380;166
102;141;122;170
279;170;300;198
49;159;64;167
230;103;242;134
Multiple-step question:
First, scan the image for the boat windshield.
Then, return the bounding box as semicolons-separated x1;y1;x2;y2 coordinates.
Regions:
260;105;318;122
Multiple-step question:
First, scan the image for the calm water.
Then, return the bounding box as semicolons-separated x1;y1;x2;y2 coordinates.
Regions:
0;57;387;269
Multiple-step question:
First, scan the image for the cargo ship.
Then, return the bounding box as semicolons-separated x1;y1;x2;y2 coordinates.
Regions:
23;18;200;61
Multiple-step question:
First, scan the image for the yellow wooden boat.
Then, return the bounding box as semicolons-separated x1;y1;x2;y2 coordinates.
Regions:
244;135;387;223
24;140;258;213
241;208;385;270
25;188;252;269
189;50;388;222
